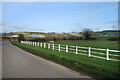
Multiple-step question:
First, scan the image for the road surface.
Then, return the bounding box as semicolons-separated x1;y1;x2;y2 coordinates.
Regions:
2;41;91;78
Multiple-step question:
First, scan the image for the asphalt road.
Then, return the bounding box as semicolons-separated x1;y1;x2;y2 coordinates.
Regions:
2;41;91;78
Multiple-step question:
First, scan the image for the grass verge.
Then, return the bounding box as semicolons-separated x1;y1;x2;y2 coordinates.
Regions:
11;41;119;79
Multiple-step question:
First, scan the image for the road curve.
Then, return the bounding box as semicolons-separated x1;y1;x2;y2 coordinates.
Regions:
2;41;91;78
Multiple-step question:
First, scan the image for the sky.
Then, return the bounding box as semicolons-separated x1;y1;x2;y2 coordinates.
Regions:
2;2;118;33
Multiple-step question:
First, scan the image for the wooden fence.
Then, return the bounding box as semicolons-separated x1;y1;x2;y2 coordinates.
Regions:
21;41;120;62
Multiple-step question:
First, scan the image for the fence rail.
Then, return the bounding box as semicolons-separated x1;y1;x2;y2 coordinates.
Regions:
21;41;120;62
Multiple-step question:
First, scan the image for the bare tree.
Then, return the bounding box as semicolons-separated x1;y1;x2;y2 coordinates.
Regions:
83;28;93;40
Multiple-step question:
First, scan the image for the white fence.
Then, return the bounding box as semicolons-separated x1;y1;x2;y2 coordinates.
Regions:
21;41;120;62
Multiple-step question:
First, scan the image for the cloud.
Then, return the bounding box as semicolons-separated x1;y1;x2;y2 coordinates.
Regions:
95;27;100;31
111;24;118;29
99;20;118;30
71;23;83;32
10;24;24;29
74;23;83;29
1;23;25;32
1;22;44;32
102;20;117;25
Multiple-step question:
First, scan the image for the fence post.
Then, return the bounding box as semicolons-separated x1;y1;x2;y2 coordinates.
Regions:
66;45;68;52
41;43;42;47
36;42;37;46
36;42;38;46
37;42;39;46
106;49;109;60
76;46;78;54
33;42;35;46
53;44;54;50
44;43;46;48
88;47;91;57
58;44;60;51
32;42;33;46
48;43;50;49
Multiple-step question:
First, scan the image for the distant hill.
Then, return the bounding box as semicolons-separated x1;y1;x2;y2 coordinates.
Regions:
102;30;120;32
96;30;120;33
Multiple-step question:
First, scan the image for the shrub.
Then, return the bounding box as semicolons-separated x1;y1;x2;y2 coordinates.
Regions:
34;38;52;42
75;37;83;40
89;37;96;40
63;37;67;40
67;36;83;41
68;37;75;41
28;37;62;42
108;37;120;41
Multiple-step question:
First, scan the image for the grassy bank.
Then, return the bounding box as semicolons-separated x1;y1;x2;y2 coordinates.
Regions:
11;41;119;79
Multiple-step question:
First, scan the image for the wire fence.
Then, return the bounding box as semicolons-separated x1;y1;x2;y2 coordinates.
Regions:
21;41;120;62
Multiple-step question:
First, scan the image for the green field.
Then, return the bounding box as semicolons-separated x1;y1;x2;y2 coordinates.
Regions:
11;41;120;78
54;40;119;50
95;36;113;40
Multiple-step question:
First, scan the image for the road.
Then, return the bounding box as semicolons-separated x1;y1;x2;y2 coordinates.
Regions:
2;41;91;78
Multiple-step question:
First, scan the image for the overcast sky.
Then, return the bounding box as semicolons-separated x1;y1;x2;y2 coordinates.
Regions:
2;2;118;33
